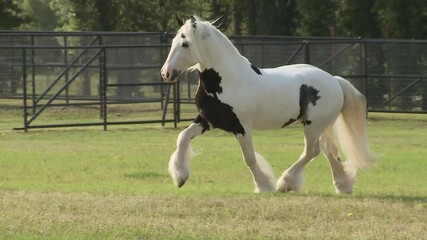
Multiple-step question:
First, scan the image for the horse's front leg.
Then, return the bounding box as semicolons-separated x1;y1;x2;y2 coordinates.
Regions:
236;130;276;193
169;121;207;188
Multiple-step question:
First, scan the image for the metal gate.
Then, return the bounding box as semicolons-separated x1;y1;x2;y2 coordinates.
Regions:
1;32;426;131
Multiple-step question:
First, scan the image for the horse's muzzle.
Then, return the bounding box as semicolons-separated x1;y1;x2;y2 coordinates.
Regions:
160;66;181;83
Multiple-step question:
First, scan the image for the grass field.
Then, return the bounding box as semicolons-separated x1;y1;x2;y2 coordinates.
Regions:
0;102;426;239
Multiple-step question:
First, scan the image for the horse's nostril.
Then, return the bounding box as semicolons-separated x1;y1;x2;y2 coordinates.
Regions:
170;69;180;81
166;72;170;78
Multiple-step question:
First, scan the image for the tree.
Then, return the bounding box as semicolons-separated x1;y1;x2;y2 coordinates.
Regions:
335;0;381;38
19;0;58;30
254;0;297;36
0;0;27;30
0;0;28;95
246;0;256;35
295;0;336;37
51;0;114;31
158;0;209;32
375;0;427;39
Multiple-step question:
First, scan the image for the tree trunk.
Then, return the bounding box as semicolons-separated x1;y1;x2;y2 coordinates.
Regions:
233;4;242;35
247;0;256;35
211;0;221;17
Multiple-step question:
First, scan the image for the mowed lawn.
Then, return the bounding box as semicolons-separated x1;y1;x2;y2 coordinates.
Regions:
0;105;426;239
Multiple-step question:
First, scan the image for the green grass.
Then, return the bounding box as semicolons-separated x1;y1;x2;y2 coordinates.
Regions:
0;102;426;239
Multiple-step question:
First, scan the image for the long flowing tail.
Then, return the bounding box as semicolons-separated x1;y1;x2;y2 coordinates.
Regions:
334;76;376;176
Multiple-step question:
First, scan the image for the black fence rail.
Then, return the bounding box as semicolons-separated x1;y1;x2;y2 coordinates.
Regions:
0;31;426;131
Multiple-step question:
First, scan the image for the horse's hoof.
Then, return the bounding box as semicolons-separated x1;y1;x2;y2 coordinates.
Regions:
276;173;302;192
333;178;354;194
276;181;293;192
170;171;188;188
168;151;190;189
176;177;187;188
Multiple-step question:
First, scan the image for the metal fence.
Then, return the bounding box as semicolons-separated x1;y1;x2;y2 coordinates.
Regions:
236;38;427;113
0;31;426;130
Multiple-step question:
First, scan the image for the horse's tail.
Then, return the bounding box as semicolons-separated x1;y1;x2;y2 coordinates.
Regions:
334;76;375;176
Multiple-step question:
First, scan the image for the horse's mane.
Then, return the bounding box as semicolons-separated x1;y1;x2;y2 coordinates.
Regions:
182;16;250;71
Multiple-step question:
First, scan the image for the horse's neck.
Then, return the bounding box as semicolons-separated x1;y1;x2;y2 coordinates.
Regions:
198;36;250;84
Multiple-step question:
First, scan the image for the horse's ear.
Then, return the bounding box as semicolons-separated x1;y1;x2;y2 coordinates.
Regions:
211;15;224;27
175;14;184;26
190;16;197;31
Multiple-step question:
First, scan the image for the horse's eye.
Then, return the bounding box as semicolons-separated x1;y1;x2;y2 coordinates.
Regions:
182;42;189;48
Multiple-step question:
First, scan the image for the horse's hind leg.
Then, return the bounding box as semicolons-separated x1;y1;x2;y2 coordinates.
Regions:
320;127;355;193
277;126;321;192
236;130;276;193
168;122;206;188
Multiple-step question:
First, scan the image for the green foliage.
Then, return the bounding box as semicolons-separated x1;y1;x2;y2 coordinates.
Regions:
375;0;427;39
295;0;336;37
0;0;27;29
335;0;382;38
49;0;207;32
1;0;427;37
50;0;114;31
253;0;298;36
19;0;58;30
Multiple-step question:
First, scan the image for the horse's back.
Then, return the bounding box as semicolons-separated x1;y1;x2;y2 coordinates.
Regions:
263;64;331;80
250;64;344;130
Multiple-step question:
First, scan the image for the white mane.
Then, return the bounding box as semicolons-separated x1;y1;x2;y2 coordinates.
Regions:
180;16;250;72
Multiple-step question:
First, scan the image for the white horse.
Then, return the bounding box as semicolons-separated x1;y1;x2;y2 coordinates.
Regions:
160;16;375;193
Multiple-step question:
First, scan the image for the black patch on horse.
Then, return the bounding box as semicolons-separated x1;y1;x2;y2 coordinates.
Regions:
281;118;297;128
200;68;222;95
194;114;210;134
194;68;245;136
297;84;321;125
251;64;262;75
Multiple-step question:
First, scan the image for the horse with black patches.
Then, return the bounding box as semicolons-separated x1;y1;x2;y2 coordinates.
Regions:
160;16;375;193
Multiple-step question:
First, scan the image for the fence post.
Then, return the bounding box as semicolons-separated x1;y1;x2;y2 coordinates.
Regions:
261;39;265;67
176;81;180;123
363;40;369;111
30;35;36;116
160;32;168;110
304;41;310;64
173;82;178;127
99;40;108;131
22;49;28;132
102;47;108;131
64;35;69;104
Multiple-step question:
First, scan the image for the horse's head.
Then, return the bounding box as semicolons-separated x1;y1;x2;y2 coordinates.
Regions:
160;16;223;83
